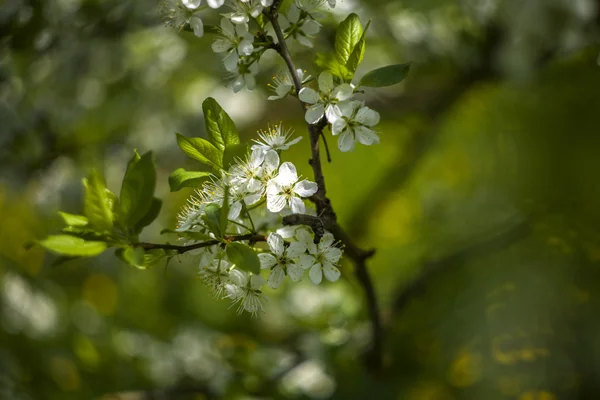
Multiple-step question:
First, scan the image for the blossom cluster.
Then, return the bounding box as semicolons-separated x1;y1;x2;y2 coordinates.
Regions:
176;125;343;315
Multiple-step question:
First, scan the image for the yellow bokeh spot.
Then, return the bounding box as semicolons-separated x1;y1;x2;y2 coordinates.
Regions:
496;375;523;396
49;357;80;392
82;274;118;316
73;335;100;368
492;334;518;365
406;381;454;400
447;349;482;388
519;390;556;400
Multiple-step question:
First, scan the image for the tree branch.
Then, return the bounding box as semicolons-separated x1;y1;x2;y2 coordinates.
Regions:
138;234;266;255
266;9;384;371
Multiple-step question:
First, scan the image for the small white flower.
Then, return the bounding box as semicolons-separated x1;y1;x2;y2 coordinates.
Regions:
298;232;343;284
330;100;380;152
251;124;302;153
267;69;311;100
258;233;307;288
226;269;267;316
298;71;354;124
278;4;321;48
159;0;225;38
266;162;318;214
212;18;255;72
227;184;262;220
198;258;233;297
231;61;259;92
229;147;267;194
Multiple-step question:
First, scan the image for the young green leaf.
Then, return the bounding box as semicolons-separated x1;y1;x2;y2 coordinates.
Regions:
168;168;212;192
358;63;411;88
38;235;107;256
83;171;114;232
122;246;145;267
176;133;223;170
120;150;156;227
226;242;261;274
202;97;240;151
346;20;370;74
143;249;167;268
133;197;162;235
333;13;364;80
223;143;248;170
202;203;222;238
58;212;88;227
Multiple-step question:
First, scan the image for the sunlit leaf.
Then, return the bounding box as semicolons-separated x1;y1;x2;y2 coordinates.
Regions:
58;212;88;227
202;97;240;151
83;171;114;232
202;203;222;238
38;235;107;256
176;133;223;170
226;242;260;274
358;63;411;88
168;168;212;192
120;150;156;227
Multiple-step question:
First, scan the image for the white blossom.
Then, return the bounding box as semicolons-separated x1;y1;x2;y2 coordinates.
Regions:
298;71;354;124
258;233;307;288
198;259;233;297
278;4;321;47
266;162;318;214
231;61;259;92
298;232;342;284
267;69;311;100
159;0;225;38
330;100;380;152
226;270;267;316
252;124;302;153
212;18;254;72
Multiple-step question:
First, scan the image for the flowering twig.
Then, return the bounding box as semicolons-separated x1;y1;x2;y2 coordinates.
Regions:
138;234;267;254
266;8;384;372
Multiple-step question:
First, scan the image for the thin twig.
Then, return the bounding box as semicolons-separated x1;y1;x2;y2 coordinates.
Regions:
138;234;266;255
320;130;332;163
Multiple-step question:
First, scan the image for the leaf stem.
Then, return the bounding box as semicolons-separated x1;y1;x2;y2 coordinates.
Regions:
138;234;266;254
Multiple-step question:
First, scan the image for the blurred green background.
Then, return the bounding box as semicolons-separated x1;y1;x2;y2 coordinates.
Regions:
2;0;600;398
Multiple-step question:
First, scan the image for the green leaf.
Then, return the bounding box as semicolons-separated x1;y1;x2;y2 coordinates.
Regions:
226;242;260;274
347;20;370;74
168;168;212;192
50;256;80;268
83;171;114;232
176;133;223;170
223;143;248;170
202;203;222;238
61;226;106;241
58;212;88;227
115;246;161;269
38;235;107;256
133;197;162;235
333;13;364;79
123;246;145;266
143;249;167;268
202;97;240;151
358;63;411;88
120;150;157;227
160;229;213;241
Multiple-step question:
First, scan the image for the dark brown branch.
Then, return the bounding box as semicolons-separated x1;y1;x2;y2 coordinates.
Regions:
393;219;530;316
138;234;266;255
265;9;384;372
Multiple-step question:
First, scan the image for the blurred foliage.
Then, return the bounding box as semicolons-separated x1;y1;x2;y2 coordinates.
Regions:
2;0;600;399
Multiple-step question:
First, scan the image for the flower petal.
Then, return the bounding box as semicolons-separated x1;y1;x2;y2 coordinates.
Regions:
268;266;285;289
289;197;305;214
221;17;235;36
276;162;298;186
309;263;323;284
323;262;341;282
244;73;256;90
333;83;354;101
258;253;277;269
304;104;325;124
338;130;355;152
331;118;347;136
293;180;318;197
319;232;335;248
223;51;239;72
190;16;204;38
207;0;225;8
301;19;321;35
286;241;306;258
238;38;254;56
267;233;285;256
263;150;280;172
228;201;242;220
325;104;341;123
355;106;380;127
296;34;314;47
288;4;300;23
298;254;316;270
318;71;334;93
212;39;231;53
355;125;380;146
298;87;320;104
323;246;343;263
287;264;304;282
250;274;266;289
266;192;287;213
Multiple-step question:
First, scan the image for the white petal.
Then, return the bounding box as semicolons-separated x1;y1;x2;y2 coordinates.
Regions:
286;241;306;258
355;106;380;127
333;83;354;101
263;150;280;172
298;254;316;270
296;35;314;47
295;228;314;247
325;104;341;123
304;104;325;124
318;71;334;93
223;51;239;72
319;232;335;248
244;73;256;90
276;226;297;239
183;0;201;10
289;196;305;214
230;13;249;24
301;19;321;35
287;264;304;282
244;192;261;205
309;263;323;284
293;180;318;197
190;16;204;38
249;5;263;18
229;269;248;287
249;147;265;167
337;100;359;117
284;136;302;148
267;233;285;255
212;39;231;53
288;4;300;23
355;125;380;146
277;15;290;31
328;0;336;6
220;17;235;36
235;23;249;36
238;39;254;56
268;266;285;289
248;62;259;75
258;253;278;269
228;201;242;220
267;193;287;213
324;247;343;263
331;118;347;136
207;0;225;8
250;274;266;289
338;130;355;152
323;262;341;282
261;0;273;6
276;83;292;98
298;87;320;104
276;162;298;186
